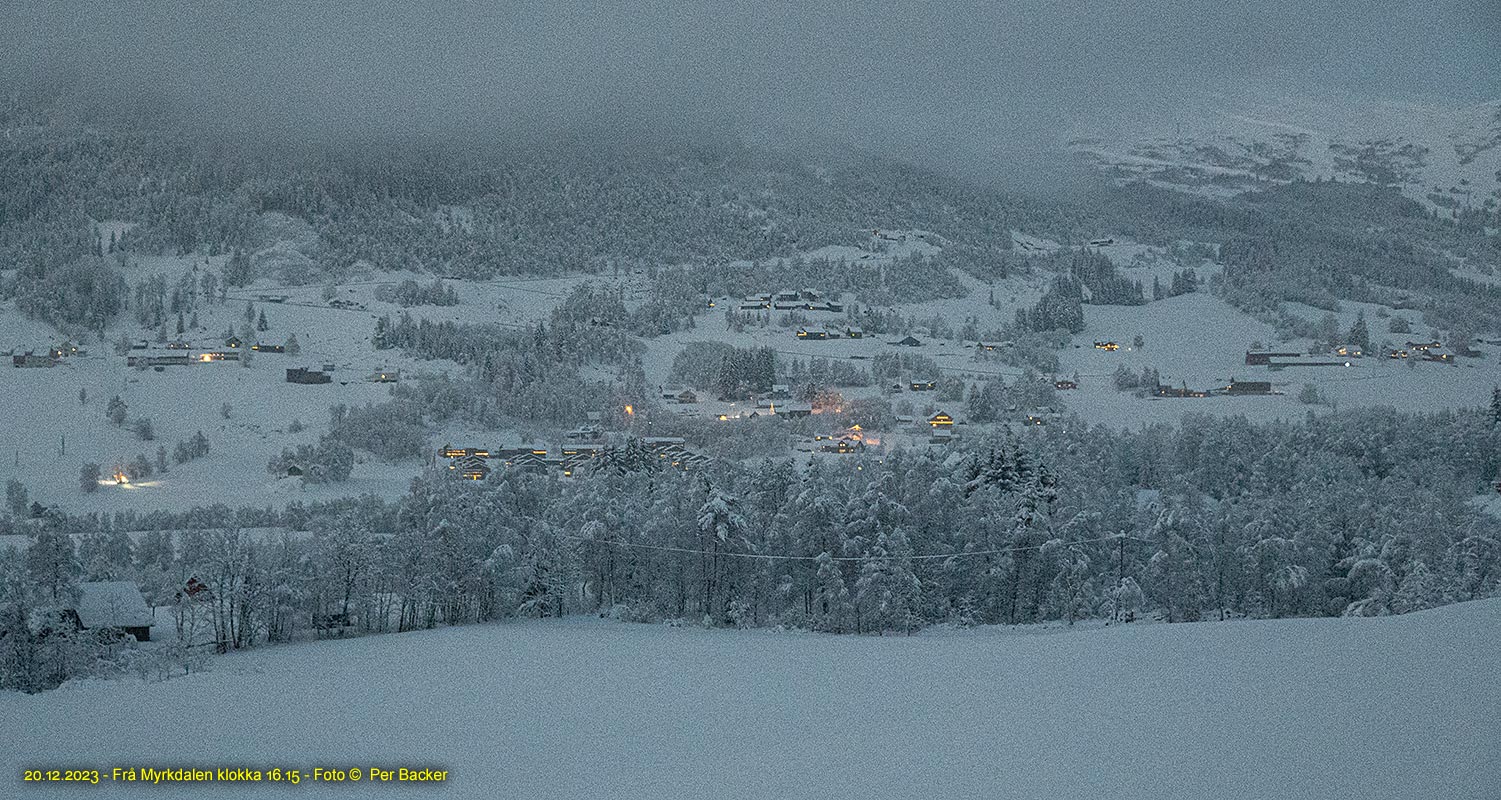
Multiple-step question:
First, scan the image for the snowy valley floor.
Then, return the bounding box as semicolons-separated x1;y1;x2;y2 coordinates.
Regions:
6;601;1501;800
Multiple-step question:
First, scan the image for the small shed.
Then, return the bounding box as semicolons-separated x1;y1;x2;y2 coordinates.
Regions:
73;581;153;641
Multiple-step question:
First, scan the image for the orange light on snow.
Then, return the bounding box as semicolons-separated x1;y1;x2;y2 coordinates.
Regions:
624;405;635;416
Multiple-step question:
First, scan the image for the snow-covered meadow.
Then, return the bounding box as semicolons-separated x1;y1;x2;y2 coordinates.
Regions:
6;601;1498;800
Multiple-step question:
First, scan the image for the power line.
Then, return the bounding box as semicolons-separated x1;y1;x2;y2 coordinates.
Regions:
560;532;1152;563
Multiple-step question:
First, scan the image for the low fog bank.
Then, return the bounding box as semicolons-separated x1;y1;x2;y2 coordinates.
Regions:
3;0;1498;185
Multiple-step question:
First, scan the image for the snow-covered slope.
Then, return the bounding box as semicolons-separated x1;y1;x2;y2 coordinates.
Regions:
6;601;1498;799
1071;93;1501;215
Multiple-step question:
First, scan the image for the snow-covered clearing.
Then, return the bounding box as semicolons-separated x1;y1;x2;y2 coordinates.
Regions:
1070;91;1501;214
6;601;1498;799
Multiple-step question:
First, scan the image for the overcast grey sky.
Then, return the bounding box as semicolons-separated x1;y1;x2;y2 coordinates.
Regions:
4;0;1498;168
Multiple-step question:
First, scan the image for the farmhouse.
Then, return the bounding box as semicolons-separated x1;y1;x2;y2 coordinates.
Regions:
448;454;490;481
1266;356;1350;367
1424;348;1455;363
1224;380;1274;395
796;328;831;340
127;351;192;368
11;351;56;368
1334;344;1363;358
1405;340;1442;352
1054;379;1079;390
369;368;401;383
675;389;698;404
224;336;243;349
1244;350;1302;365
565;426;604;442
164;339;191;350
441;446;491;458
821;436;864;454
286;367;332;384
929;411;955;428
251;343;285;353
70;581;153;642
1094;341;1120;352
494;447;544;464
844;326;864;339
910;378;937;392
196;351;240;363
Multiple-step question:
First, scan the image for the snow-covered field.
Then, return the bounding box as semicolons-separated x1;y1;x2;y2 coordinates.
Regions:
6;601;1498;799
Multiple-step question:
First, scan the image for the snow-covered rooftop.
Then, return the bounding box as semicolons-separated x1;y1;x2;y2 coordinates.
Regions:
73;581;153;629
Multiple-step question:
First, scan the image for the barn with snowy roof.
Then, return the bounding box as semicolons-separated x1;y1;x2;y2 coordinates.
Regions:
71;581;153;642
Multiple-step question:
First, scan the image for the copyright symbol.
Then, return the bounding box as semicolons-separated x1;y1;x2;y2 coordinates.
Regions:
350;769;362;781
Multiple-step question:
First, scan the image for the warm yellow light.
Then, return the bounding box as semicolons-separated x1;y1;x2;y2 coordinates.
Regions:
624;405;635;416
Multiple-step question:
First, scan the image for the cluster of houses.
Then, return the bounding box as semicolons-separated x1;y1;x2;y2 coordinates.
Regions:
662;383;817;419
122;336;286;368
1244;340;1453;368
1388;340;1454;362
794;325;865;340
1244;348;1354;368
442;434;711;480
739;289;846;313
10;340;86;368
1155;379;1276;398
803;412;959;454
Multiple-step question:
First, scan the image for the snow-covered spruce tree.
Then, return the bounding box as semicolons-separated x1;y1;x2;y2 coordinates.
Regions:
696;483;748;625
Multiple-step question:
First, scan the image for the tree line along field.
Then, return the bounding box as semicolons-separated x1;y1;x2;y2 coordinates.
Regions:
3;402;1499;691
